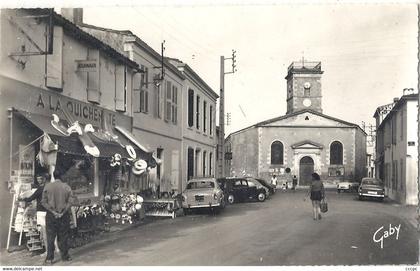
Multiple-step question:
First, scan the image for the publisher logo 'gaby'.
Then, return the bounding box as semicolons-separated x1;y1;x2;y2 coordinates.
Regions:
373;224;401;249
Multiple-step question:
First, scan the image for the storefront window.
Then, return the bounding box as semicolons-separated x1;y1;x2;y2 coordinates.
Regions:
61;155;95;197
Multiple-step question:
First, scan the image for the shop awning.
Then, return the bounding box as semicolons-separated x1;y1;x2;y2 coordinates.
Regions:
15;111;151;161
115;126;159;166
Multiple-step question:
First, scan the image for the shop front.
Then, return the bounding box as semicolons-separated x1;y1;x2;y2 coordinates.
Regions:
0;76;156;251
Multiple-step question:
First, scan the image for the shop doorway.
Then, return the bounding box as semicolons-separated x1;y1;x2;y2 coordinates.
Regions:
299;156;314;186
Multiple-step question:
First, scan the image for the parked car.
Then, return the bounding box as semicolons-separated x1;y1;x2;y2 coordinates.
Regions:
337;180;359;193
358;178;385;201
182;178;225;214
253;177;276;195
217;177;267;204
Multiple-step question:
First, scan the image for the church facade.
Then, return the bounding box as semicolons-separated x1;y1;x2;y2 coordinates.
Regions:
225;61;367;185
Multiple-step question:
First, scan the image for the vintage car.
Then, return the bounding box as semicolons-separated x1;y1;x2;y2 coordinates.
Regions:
337;180;359;193
217;177;267;204
358;178;385;201
254;177;276;195
182;178;225;213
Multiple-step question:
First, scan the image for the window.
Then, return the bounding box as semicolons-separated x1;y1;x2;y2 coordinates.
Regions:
188;89;194;127
330;141;343;165
62;155;95;197
196;96;200;129
202;151;207;176
140;89;149;113
209;105;213;135
271;141;284;165
247;180;256;187
209;152;213;176
203;101;207;133
304;88;310;97
140;65;149;89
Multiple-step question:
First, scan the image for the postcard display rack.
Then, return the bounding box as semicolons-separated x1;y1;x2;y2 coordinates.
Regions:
7;145;43;251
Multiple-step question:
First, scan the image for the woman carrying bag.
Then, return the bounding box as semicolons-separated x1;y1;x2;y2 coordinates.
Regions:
305;173;326;220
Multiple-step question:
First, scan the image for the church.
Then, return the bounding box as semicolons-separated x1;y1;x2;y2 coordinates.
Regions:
225;61;367;186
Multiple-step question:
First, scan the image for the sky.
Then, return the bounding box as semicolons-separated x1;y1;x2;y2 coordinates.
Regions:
23;2;420;136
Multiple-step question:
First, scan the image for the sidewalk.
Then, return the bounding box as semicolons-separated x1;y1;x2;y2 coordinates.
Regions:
0;219;148;266
389;202;419;231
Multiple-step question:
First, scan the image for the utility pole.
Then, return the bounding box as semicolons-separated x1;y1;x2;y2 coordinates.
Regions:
218;50;237;177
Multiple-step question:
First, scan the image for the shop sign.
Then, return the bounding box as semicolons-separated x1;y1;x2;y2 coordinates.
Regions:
36;93;116;127
76;59;98;73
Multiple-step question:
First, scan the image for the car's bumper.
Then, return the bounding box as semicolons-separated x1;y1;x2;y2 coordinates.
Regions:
359;193;385;198
182;202;221;209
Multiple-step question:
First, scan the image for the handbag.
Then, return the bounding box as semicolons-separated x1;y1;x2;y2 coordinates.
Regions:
320;199;328;213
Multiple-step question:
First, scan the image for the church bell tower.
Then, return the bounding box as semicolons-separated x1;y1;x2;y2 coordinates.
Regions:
285;60;324;114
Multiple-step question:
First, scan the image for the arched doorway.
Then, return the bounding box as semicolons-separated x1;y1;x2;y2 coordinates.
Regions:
299;156;314;186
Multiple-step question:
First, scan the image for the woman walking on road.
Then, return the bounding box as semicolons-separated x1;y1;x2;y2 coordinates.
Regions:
305;173;325;220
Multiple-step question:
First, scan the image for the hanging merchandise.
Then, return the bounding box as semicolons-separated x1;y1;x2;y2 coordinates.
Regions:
36;133;58;168
132;159;147;176
110;153;122;167
51;114;70;136
126;145;137;160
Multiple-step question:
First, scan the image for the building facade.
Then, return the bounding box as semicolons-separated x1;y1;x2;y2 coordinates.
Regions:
226;61;367;185
0;8;156;248
374;92;418;205
168;58;218;190
79;22;187;194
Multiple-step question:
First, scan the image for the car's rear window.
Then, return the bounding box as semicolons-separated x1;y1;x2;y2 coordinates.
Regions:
362;179;382;185
187;181;215;189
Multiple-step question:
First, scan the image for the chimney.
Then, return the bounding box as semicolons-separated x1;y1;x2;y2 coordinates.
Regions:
61;8;83;25
393;97;399;103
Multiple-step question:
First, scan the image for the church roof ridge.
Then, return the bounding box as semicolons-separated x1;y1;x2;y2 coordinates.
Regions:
254;109;361;128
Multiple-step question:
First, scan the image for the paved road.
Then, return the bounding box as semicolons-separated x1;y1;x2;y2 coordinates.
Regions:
2;190;419;266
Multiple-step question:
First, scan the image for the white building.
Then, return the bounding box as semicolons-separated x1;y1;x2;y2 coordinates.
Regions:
374;91;418;205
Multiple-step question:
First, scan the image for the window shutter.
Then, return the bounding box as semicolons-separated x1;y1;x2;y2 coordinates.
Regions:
164;81;172;121
46;26;63;89
133;72;141;113
115;65;126;111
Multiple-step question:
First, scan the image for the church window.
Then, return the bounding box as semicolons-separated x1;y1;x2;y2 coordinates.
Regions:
305;116;309;120
330;141;343;165
304;88;310;97
271;141;284;165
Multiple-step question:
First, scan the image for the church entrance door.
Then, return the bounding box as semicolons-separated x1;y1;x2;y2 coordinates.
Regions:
299;156;314;186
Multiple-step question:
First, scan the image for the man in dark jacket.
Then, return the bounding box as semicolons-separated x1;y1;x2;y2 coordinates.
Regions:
41;171;73;265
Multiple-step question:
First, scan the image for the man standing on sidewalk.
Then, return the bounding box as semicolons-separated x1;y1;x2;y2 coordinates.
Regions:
41;170;73;265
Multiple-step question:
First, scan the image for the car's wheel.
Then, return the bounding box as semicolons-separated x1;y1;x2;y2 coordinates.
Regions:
358;195;363;201
257;192;266;202
227;194;235;204
337;189;341;193
183;208;191;215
